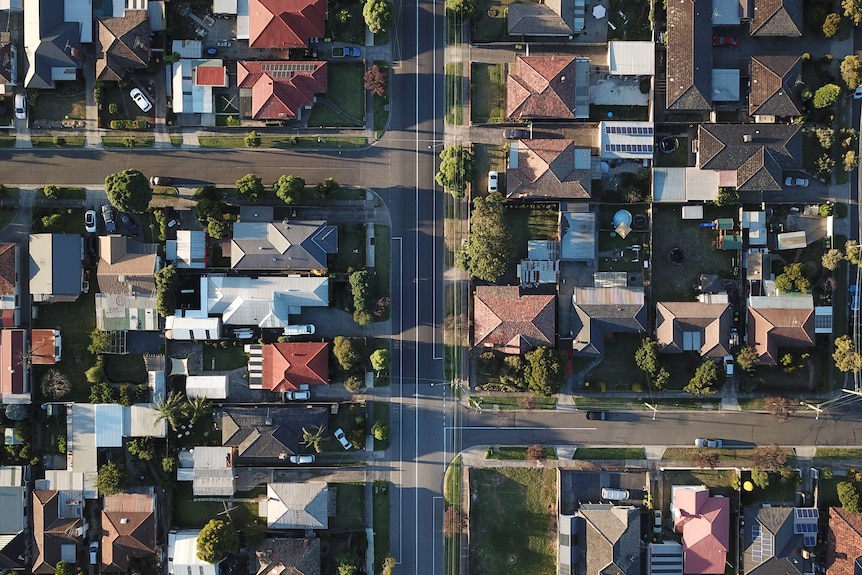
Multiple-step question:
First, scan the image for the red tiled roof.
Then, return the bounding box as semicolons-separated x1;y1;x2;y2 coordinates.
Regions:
262;342;329;391
31;329;57;365
0;243;16;295
237;60;327;120
101;493;156;573
473;286;555;353
0;329;25;396
747;305;814;365
827;507;862;575
195;66;228;87
507;56;578;120
249;0;327;49
0;310;14;328
674;488;730;574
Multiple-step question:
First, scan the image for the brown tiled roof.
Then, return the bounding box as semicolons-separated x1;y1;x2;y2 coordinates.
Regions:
96;236;158;296
507;56;579;120
746;305;814;365
194;66;228;87
666;0;712;110
473;286;555;353
101;492;156;573
506;139;591;199
749;55;803;117
254;538;320;575
237;61;327;121
33;490;83;574
751;0;802;36
249;0;327;48
0;244;16;295
95;11;150;82
827;507;862;575
262;342;329;392
31;329;57;365
656;301;733;357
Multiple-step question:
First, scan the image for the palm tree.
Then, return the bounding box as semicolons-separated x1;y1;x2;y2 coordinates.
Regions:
302;425;326;453
154;391;186;431
184;396;212;426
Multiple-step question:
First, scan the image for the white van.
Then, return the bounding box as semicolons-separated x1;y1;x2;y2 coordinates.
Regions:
601;487;630;501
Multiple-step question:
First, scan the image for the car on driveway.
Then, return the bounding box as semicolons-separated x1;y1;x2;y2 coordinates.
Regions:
130;87;152;112
785;176;809;187
586;411;608;420
14;93;26;120
84;210;97;234
694;438;723;448
334;427;352;450
851;285;860;312
289;454;315;464
503;128;530;139
101;205;116;233
120;212;141;235
282;390;311;401
855;86;862;100
653;510;662;534
712;36;736;46
723;355;734;376
488;171;498;193
89;542;99;565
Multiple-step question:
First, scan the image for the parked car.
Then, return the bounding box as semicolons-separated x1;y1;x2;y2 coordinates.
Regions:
723;355;734;377
89;542;99;565
504;128;530;139
84;209;98;233
855;86;862;100
283;324;315;335
585;411;608;420
13;93;26;120
653;510;662;534
694;438;723;448
784;176;809;188
334;427;352;450
289;454;315;464
601;487;630;500
150;176;173;186
851;285;859;312
712;36;737;46
101;205;116;233
488;171;498;193
130;87;152;112
282;390;311;401
120;212;141;235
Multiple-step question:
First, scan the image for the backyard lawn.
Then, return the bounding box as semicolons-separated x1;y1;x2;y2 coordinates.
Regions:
307;62;365;127
469;468;557;575
328;2;365;43
202;343;249;371
330;482;366;529
607;0;654;40
473;0;519;41
172;483;263;529
506;205;560;258
470;63;507;124
103;354;147;383
655;137;689;167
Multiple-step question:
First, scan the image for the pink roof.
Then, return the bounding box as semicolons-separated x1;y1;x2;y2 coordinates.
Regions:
674;488;730;574
0;329;25;396
249;0;327;48
237;60;327;120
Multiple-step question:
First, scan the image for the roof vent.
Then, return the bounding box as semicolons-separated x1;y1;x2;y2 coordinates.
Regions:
743;134;753;143
120;518;129;525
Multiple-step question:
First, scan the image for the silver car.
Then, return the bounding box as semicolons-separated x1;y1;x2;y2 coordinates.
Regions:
334;427;352;450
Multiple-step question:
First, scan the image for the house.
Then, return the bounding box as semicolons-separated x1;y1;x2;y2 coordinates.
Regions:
172;59;227;115
507;56;590;120
248;0;326;49
166;230;207;269
571;286;647;355
749;56;803;119
695;124;803;192
94;10;149;81
0;243;20;327
827;506;862;575
221;406;328;462
95;293;159;331
253;538;320;575
176;446;236;496
750;0;802;36
0;467;25;571
97;236;159;296
473;286;555;354
261;483;328;529
747;295;815;365
508;0;575;37
231;219;337;271
0;329;28;404
247;342;329;391
0;41;19;94
101;490;156;573
168;530;218;575
599;122;656;161
671;486;729;574
31;328;60;364
655;301;733;358
32;489;86;574
579;503;641;575
238;61;327;121
665;0;712;110
742;506;818;575
23;0;84;89
29;234;83;303
506;139;592;199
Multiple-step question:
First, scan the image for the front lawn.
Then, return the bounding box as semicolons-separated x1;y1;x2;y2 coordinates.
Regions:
330;482;366;529
473;0;519;41
469;468;556;575
32;91;86;121
332;223;365;273
584;333;644;392
197;134;366;149
31;207;85;235
36;186;86;201
573;447;645;460
202;342;249;371
307;62;365;127
471;63;507;124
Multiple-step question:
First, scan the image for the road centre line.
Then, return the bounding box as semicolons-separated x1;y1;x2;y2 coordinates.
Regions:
446;426;599;431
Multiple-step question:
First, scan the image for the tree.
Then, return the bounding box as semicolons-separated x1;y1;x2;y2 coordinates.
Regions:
499;355;526;390
713;187;739;207
235;173;264;201
345;375;363;393
128;438;155;461
817;154;836;176
162;456;178;473
96;461;128;495
244;130;260;148
684;361;719;395
435;144;475;198
834;335;862;372
206;216;232;239
845;150;859;172
314;177;340;199
55;561;74;575
845;0;862;24
380;555;397;575
105;169;152;213
847;240;862;265
461;192;513;282
824;12;842;36
751;469;771;489
43;184;60;199
775;262;810;293
372;419;390;441
634;338;660;380
765;396;792;422
41;369;71;399
843;55;862;90
370;348;391;372
333;336;364;372
523;346;565;396
197;519;239;563
653;367;670;391
302;425;326;453
154;391;187;431
753;443;787;471
350;270;372;324
446;0;476;16
443;506;464;536
823;248;845;270
336;553;360;575
88;329;111;354
274;174;305;204
89;382;115;404
184;396;212;426
838;481;861;512
735;346;759;372
363;0;394;33
154;265;178;317
814;83;842;108
813;126;835;149
527;444;547;461
691;449;720;469
364;64;387;97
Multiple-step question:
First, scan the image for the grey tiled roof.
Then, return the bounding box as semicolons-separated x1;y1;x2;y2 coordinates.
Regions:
508;2;573;35
571;287;646;355
26;0;82;89
222;406;328;460
749;55;803;117
579;504;641;575
750;0;802;36
231;220;337;271
666;0;712;110
741;507;805;575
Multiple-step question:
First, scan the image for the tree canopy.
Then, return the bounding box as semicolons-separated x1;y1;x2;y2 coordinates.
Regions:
435;144;475;198
363;0;394;33
235;173;264;201
333;336;365;372
634;338;659;379
844;0;862;24
735;346;759;372
274;175;305;204
446;0;476;16
684;360;719;395
713;187;739;207
370;348;391;372
834;335;862;372
105;169;152;213
155;264;178;317
364;65;387;97
842;55;862;89
839;481;861;512
774;262;810;294
823;248;845;271
459;192;513;282
96;461;128;495
823;12;842;36
197;519;239;563
814;83;842;108
523;346;565;396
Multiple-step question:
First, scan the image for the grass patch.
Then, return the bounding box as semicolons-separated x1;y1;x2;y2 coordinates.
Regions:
474;0;518;41
584;333;643;391
103;354;147;384
170;135;183;147
607;0;655;40
307;62;365;126
373;61;390;133
373;402;389;450
470;63;507;124
374;224;390;315
814;448;862;459
506;205;559;260
31;135;86;148
445;455;462;506
198;135;366;149
330;482;365;529
201;343;249;371
659;469;737;514
471;395;557;410
445;62;463;125
372;481;391;572
655;137;689;167
470;468;556;575
32;207;85;235
36;186;86;201
570;396;722;410
32;92;87;121
101;135;155;148
328;3;365;42
172;482;263;529
0;208;16;231
473;143;508;193
573;447;645;460
0;135;15;147
802;132;827;181
332;223;365;273
486;446;557;460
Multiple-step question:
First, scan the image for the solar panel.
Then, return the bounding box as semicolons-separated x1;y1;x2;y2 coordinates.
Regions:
795;508;819;519
804;535;817;547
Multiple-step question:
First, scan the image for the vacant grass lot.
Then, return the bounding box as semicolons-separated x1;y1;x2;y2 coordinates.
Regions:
471;63;507;123
307;62;365;127
202;343;249;371
331;482;365;529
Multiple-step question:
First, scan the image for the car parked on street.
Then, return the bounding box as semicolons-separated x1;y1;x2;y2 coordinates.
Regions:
101;205;116;233
694;438;723;448
855;86;862;100
289;454;315;464
120;213;141;235
150;176;173;186
84;210;97;234
130;87;152;112
586;411;608;420
334;427;352;450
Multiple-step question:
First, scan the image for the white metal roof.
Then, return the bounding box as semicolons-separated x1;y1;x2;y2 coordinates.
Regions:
608;41;655;76
236;0;249;39
129;404;167;438
0;467;21;487
168;530;219;575
172;60;192;114
712;69;740;102
185;375;228;400
684;168;719;201
95;404;124;447
653;168;686;202
171;40;202;59
191;447;235;496
776;231;807;250
214;0;237;13
176;230;207;268
68;403;98;472
560;211;596;261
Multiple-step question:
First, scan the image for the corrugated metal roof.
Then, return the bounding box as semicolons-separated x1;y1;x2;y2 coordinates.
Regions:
608;41;655;75
168;531;218;575
96;404;124;447
712;69;740;102
129;404;167;437
171;40;202;59
214;0;237;13
561;211;595;261
0;487;24;533
185;376;228;399
176;231;207;269
68;403;98;472
0;466;21;487
776;231;807;250
653;168;686;202
685;168;720;201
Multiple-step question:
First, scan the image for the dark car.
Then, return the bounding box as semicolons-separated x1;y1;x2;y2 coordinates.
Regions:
504;128;530;139
101;205;116;233
586;411;608;420
712;35;737;46
120;213;141;236
150;176;173;186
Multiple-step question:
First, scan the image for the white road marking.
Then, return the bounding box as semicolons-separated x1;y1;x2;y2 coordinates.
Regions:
394;236;403;564
446;426;599;431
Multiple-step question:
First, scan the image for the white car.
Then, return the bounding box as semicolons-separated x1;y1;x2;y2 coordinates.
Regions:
694;438;723;448
488;171;499;193
723;355;734;377
653;510;662;534
130;88;152;112
855;86;862;100
289;454;315;464
84;210;98;233
282;390;311;401
89;542;99;565
13;93;26;120
334;427;352;450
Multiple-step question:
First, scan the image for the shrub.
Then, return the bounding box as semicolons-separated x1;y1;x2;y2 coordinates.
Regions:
108;102;119;114
823;12;842;37
345;376;363;393
109;120;149;130
244;131;261;148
